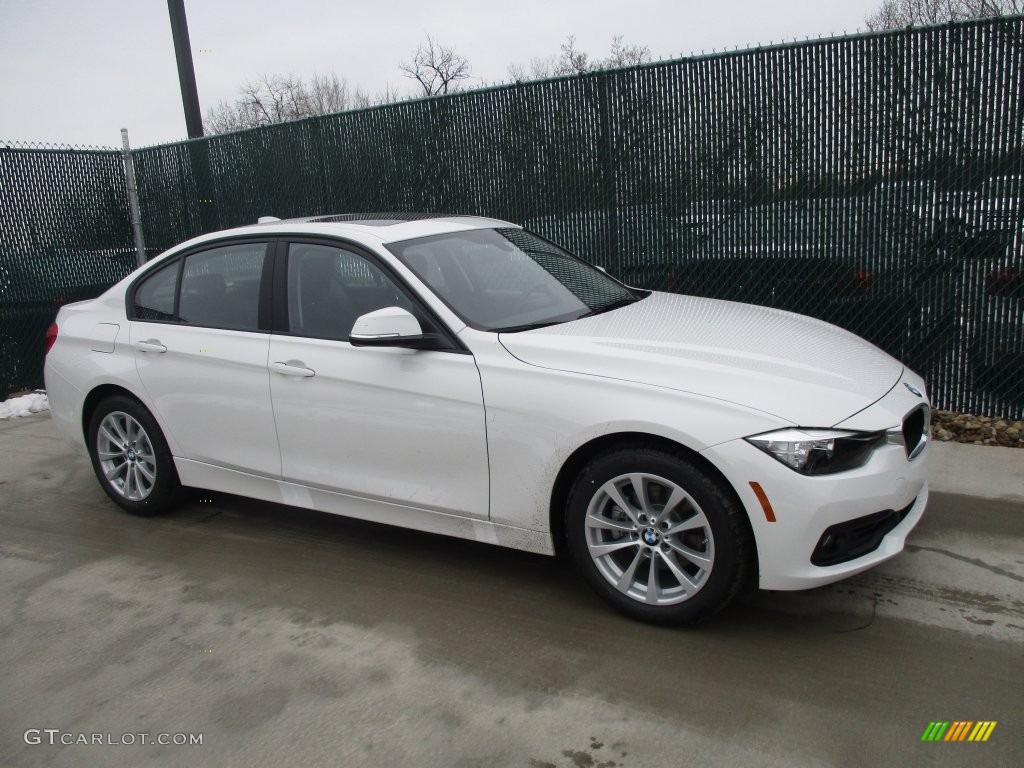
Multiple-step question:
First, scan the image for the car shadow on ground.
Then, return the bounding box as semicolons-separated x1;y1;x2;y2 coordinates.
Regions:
143;489;940;642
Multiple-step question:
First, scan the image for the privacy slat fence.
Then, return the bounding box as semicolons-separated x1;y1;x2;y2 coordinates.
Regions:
2;17;1022;417
0;145;137;395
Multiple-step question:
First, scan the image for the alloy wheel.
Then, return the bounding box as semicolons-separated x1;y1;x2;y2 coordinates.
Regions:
584;472;716;605
96;411;158;501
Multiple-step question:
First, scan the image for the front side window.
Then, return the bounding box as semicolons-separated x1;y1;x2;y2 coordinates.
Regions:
287;242;418;341
178;243;267;330
388;228;640;332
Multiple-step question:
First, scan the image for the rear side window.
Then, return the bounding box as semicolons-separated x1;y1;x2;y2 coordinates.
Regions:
178;243;267;330
133;261;179;321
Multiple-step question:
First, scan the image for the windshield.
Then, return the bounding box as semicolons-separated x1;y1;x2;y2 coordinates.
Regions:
388;228;641;332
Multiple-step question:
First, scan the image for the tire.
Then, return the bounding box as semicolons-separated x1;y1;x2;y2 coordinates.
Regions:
565;446;754;626
87;395;181;516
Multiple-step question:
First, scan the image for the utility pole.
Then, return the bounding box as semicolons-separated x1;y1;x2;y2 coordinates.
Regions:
166;0;203;139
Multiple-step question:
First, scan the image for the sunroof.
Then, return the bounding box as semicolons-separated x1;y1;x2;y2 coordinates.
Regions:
309;213;453;226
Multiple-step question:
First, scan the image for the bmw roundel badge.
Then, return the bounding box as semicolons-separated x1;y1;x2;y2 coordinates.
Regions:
904;382;923;397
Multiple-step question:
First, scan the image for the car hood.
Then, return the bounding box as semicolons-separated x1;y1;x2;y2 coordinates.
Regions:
498;292;903;426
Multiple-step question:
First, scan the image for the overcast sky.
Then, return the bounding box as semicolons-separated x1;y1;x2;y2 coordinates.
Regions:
1;0;882;148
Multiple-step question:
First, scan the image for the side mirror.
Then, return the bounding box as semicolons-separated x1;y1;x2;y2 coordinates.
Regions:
349;306;449;350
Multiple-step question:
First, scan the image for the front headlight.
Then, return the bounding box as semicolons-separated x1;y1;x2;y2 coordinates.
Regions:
745;428;886;475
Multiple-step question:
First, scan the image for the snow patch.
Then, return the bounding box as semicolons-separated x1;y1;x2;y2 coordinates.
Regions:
0;391;49;419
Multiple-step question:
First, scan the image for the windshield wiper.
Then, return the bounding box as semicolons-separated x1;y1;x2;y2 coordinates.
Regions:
576;297;638;319
495;296;640;332
494;320;565;333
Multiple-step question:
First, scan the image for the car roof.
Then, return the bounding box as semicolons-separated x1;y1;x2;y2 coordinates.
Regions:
176;213;519;251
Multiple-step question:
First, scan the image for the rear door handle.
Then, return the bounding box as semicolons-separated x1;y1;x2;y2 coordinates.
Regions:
271;361;315;378
135;339;167;353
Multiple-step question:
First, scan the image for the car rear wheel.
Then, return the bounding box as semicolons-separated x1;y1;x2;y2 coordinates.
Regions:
87;395;181;516
565;446;754;625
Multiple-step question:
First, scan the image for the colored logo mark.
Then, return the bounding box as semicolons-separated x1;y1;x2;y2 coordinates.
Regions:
921;721;997;742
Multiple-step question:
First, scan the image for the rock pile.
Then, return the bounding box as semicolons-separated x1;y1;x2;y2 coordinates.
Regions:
931;410;1023;448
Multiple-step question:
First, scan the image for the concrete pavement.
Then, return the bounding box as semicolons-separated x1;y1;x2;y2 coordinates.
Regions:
1;413;1021;767
927;439;1024;501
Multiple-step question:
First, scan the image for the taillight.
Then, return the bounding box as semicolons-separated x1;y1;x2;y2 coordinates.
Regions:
45;322;58;355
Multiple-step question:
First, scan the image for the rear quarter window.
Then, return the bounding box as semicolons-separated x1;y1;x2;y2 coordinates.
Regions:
133;260;179;321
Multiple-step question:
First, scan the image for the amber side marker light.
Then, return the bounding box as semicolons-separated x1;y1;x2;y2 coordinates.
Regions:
749;481;776;522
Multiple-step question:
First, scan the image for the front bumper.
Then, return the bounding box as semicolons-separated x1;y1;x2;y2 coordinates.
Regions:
701;371;930;591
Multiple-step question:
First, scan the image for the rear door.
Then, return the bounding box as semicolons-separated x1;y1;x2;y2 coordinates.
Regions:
130;240;280;476
267;239;489;518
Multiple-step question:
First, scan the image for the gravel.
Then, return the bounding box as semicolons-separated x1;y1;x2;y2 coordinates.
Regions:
932;410;1024;449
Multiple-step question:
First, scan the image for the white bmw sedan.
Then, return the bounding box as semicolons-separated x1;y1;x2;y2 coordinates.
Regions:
44;214;930;625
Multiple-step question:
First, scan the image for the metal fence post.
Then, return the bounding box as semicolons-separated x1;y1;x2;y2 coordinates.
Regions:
598;74;620;277
121;128;147;266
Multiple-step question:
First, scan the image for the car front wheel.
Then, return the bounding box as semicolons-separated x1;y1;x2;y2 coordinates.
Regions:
566;446;754;625
87;395;181;516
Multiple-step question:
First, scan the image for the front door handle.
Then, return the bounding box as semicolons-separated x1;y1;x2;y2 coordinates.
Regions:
271;361;315;378
135;339;167;353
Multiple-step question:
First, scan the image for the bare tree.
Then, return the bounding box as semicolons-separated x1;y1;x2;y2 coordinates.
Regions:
865;0;1022;30
508;56;559;83
399;35;472;96
375;83;404;104
351;87;374;110
555;35;591;75
205;72;362;134
348;84;403;110
305;72;351;116
508;35;653;82
603;35;653;69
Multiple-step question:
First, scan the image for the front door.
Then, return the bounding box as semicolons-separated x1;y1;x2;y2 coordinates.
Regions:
267;240;489;518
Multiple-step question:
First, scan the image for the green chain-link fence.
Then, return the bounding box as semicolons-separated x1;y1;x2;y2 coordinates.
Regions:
2;17;1022;416
0;143;139;396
